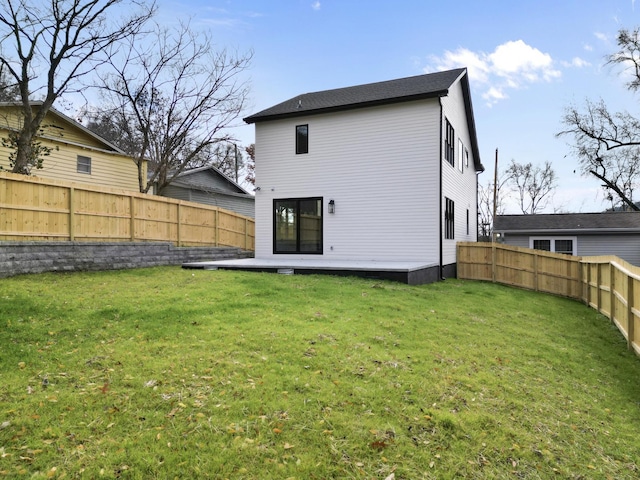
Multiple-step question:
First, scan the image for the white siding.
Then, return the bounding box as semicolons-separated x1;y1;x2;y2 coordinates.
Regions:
254;100;442;262
440;80;479;265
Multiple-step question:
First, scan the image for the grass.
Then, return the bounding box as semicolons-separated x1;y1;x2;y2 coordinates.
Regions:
1;267;639;479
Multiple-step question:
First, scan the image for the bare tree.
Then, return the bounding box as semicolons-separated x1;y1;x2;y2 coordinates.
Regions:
477;174;508;238
94;21;252;193
0;62;19;101
0;0;155;174
505;160;557;214
244;143;255;186
558;27;640;211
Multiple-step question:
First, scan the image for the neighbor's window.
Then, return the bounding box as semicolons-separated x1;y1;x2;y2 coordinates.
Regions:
445;119;455;167
444;197;455;239
531;237;576;255
458;139;464;172
274;197;322;254
296;124;308;154
77;155;91;174
464;148;469;168
533;239;551;251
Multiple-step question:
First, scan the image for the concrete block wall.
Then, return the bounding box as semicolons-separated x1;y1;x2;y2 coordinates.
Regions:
0;242;253;278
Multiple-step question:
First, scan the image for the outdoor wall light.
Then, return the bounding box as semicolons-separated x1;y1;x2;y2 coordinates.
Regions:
328;199;335;214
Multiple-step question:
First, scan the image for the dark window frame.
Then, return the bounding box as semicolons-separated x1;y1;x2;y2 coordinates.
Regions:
445;119;455;167
445;197;455;239
296;124;309;154
77;155;91;174
273;197;323;254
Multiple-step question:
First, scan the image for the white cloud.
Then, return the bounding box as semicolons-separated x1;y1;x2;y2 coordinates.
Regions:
427;40;562;107
562;57;591;68
311;1;321;10
594;31;609;43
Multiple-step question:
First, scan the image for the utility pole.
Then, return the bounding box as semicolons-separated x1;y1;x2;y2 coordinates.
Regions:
492;148;498;242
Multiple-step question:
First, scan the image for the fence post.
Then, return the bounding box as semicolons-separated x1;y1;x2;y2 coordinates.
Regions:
533;251;539;292
597;263;602;315
582;261;588;306
69;186;75;241
610;264;616;325
627;275;635;352
244;218;248;250
215;209;219;247
491;242;496;283
130;195;135;241
177;203;181;247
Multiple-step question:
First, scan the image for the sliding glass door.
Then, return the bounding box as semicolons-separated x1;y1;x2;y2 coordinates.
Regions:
274;198;323;254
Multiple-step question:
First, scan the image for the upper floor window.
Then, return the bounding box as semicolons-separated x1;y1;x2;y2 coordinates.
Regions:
296;125;308;154
458;139;464;172
445;119;455;167
77;155;91;174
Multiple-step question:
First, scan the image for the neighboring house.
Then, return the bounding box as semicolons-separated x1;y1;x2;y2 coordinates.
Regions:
157;165;255;218
0;102;144;191
243;67;484;280
494;212;640;265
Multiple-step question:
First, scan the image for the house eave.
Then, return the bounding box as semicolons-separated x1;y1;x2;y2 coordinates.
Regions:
244;90;450;124
498;228;640;235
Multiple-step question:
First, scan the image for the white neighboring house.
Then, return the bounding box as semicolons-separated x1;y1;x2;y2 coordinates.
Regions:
243;67;484;282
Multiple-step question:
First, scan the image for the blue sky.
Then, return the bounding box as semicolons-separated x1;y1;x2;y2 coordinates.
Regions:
157;0;640;213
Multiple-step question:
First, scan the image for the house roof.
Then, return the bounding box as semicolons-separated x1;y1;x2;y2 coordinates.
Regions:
495;212;640;234
0;101;127;155
244;68;483;172
173;165;253;196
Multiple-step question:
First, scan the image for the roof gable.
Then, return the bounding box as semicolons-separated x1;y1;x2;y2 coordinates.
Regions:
174;165;252;195
0;102;125;154
244;68;483;171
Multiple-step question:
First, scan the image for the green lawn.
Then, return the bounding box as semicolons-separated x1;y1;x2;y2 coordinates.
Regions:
1;267;639;479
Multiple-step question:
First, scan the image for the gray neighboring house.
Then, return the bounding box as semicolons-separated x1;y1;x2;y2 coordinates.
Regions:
494;212;640;265
158;166;255;218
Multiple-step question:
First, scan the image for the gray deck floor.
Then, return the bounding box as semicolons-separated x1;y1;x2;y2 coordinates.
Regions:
183;257;433;272
182;258;441;284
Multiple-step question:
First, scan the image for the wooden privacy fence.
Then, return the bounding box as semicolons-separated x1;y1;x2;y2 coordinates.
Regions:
457;242;640;357
0;171;255;250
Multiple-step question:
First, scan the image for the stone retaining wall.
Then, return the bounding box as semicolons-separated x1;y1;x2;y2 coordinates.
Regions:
0;241;253;278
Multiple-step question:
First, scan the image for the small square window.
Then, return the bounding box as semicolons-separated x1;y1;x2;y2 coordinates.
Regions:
554;239;574;255
296;125;308;154
533;239;551;251
77;155;91;174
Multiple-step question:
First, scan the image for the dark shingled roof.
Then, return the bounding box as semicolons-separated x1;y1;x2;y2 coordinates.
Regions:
244;68;466;122
244;68;483;171
495;212;640;233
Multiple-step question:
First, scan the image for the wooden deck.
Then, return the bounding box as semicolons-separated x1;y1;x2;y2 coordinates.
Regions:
182;258;442;285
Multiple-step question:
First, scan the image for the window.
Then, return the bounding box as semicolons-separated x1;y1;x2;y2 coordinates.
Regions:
533;239;551;251
77;155;91;174
444;197;455;239
445;119;455;167
296;125;308;154
458;139;464;172
464;148;469;168
274;197;322;254
466;209;469;235
531;237;576;255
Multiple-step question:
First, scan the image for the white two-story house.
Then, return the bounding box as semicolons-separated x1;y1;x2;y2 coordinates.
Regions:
243;67;484;284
